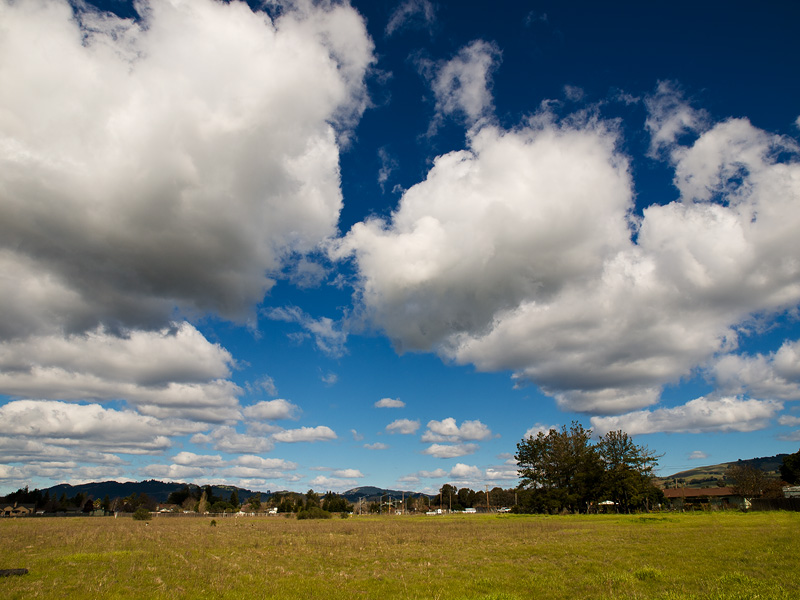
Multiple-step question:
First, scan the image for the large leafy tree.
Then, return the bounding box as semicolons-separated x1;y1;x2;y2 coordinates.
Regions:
516;424;663;513
515;422;603;513
597;430;661;512
780;449;800;485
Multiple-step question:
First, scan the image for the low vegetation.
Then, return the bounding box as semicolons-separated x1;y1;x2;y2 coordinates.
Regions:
1;511;799;599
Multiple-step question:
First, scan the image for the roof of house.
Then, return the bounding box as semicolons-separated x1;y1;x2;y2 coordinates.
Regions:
663;487;738;499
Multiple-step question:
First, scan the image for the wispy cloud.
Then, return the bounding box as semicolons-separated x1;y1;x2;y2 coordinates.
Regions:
267;307;348;358
386;419;420;435
385;0;436;36
273;426;338;443
365;442;389;450
417;39;501;131
422;443;479;458
375;397;406;408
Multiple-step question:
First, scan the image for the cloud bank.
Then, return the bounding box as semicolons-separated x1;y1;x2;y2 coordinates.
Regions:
0;0;374;337
336;82;800;419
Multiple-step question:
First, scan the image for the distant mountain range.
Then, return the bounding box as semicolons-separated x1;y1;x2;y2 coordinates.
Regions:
339;486;428;503
9;453;791;502
16;480;427;504
39;480;269;504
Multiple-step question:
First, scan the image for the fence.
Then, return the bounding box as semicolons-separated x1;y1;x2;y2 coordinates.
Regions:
750;497;800;511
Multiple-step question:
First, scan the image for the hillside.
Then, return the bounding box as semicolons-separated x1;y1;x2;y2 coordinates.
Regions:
41;480;269;504
658;454;788;489
340;486;427;503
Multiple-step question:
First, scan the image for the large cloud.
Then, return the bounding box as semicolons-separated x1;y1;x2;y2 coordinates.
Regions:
0;0;373;336
0;323;241;422
335;82;800;415
591;396;783;436
713;339;800;401
0;399;196;453
0;0;374;482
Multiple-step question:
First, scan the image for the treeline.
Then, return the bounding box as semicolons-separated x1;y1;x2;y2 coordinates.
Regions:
2;485;112;514
514;423;663;514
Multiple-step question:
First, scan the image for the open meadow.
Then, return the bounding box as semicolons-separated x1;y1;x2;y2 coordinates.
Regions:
1;511;799;599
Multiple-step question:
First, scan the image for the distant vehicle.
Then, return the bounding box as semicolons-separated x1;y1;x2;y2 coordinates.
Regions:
498;507;511;513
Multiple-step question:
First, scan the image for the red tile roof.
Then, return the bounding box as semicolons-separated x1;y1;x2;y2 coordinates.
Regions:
662;487;737;499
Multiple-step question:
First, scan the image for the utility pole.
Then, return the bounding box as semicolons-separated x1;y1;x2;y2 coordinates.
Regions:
485;485;490;512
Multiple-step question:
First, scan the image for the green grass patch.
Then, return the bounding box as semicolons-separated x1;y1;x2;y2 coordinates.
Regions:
1;512;799;599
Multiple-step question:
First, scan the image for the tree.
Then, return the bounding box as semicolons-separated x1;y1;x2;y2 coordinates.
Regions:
297;506;332;520
727;464;770;499
780;449;800;485
597;430;661;513
246;495;262;512
322;492;350;513
305;489;320;508
440;484;457;511
229;489;239;508
132;506;152;521
197;490;209;514
167;486;194;506
516;422;603;513
457;487;476;509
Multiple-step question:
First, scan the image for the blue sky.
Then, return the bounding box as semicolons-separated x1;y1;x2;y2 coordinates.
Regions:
1;0;800;496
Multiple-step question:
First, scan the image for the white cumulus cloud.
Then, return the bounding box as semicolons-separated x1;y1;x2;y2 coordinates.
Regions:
386;419;420;434
335;85;800;416
243;399;302;421
422;443;479;458
0;399;181;453
712;339;800;401
0;323;242;423
272;426;337;443
449;463;482;481
375;397;406;408
591;396;783;436
0;0;374;337
421;418;492;442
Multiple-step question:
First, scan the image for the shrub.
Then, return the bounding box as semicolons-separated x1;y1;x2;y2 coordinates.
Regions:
132;507;152;521
296;507;332;520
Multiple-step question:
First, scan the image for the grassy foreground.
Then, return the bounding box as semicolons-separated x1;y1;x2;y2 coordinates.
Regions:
1;512;799;599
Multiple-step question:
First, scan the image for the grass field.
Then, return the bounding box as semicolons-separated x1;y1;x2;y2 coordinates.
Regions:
2;511;799;599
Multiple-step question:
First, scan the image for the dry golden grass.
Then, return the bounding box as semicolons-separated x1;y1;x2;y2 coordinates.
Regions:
1;511;799;599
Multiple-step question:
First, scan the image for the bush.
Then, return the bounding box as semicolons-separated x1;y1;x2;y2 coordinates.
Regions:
296;507;332;520
132;507;152;521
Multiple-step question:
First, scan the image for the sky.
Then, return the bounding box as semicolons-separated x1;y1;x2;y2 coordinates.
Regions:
1;0;800;496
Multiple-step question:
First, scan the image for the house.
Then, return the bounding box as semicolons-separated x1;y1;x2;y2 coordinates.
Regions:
1;502;36;517
662;487;744;510
783;486;800;498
